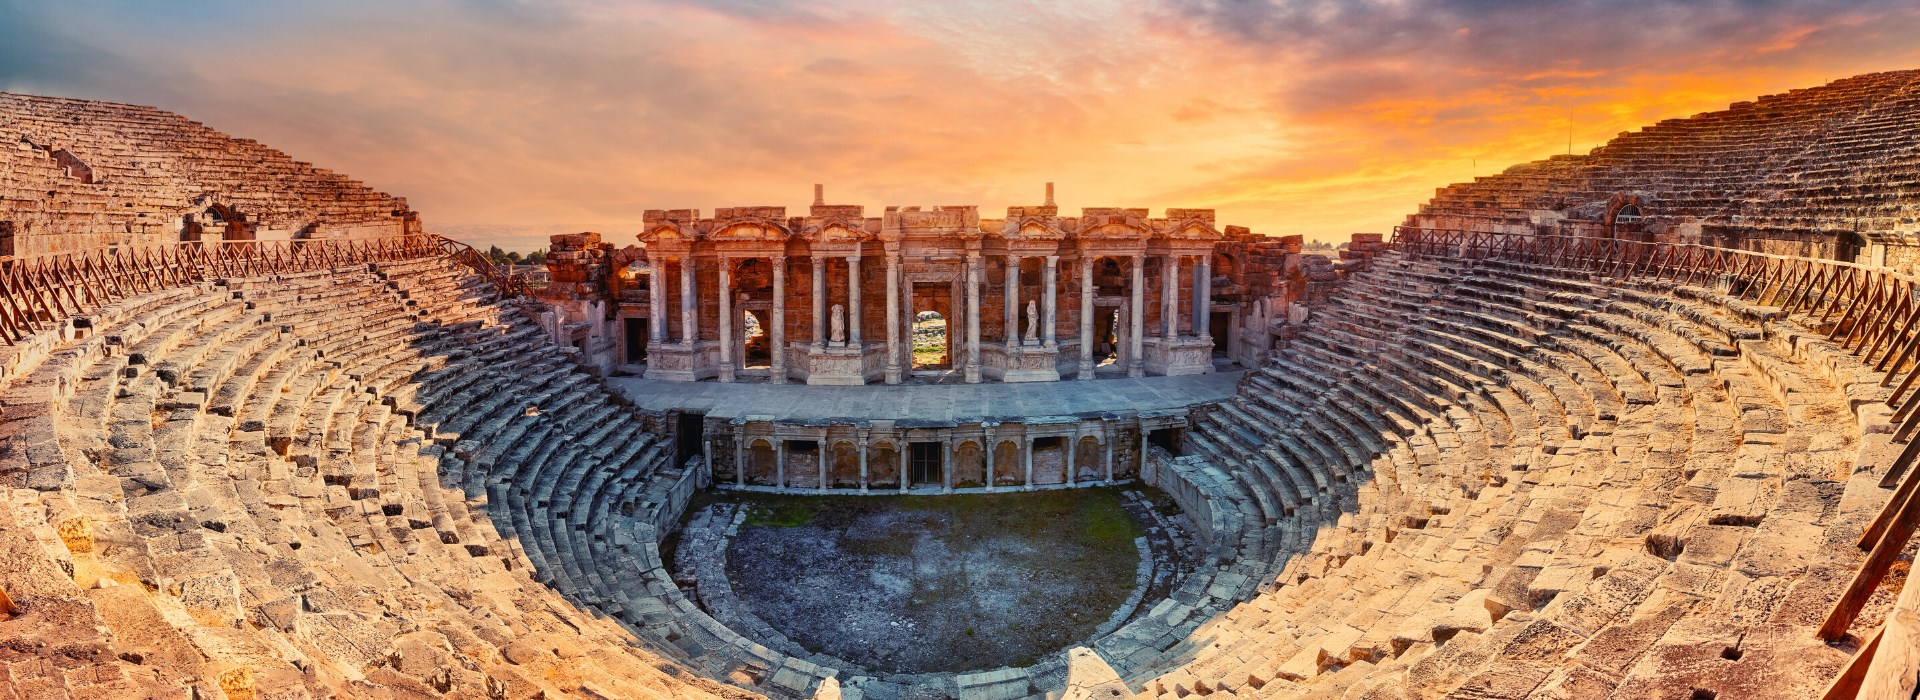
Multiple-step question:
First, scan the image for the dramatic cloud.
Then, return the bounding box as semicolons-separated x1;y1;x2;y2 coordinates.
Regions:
5;0;1920;249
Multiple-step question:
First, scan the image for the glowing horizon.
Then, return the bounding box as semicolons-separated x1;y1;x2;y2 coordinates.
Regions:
7;0;1920;249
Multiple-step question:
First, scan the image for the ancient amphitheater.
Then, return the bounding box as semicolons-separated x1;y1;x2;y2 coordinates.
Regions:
4;69;1920;700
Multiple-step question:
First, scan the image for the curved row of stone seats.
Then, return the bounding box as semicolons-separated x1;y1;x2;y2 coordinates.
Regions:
1111;250;1892;698
0;259;773;699
2;93;411;238
1410;70;1920;234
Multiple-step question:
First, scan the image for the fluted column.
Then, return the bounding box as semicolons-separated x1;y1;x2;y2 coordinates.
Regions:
1079;256;1094;380
811;256;825;350
775;438;786;489
1162;255;1178;341
1005;254;1021;346
899;444;909;493
680;258;696;345
1042;254;1058;347
858;430;870;493
847;254;863;346
817;438;827;492
965;252;982;383
1128;255;1145;377
718;259;734;382
648;257;666;343
771;255;787;384
885;254;902;384
1196;257;1213;340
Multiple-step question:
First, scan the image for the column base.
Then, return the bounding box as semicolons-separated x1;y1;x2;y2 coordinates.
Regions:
1078;361;1095;380
1146;337;1217;376
884;365;902;385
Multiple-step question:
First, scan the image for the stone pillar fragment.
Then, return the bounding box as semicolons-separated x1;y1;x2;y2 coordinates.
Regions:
1006;254;1021;346
817;438;828;493
847;254;863;346
1128;255;1145;378
718;260;734;382
1196;257;1213;340
966;253;982;384
1079;256;1094;380
1163;255;1178;341
1023;436;1034;490
1043;255;1058;347
885;255;902;384
771;256;787;383
680;258;697;344
648;257;666;342
811;256;826;350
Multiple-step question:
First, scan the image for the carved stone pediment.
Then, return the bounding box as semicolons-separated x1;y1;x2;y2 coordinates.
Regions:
804;217;875;244
639;221;694;245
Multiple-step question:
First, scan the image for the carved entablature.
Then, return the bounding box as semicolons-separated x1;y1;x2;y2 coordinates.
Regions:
891;206;984;243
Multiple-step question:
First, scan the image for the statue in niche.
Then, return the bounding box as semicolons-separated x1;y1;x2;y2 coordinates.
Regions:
830;303;846;344
1025;300;1039;343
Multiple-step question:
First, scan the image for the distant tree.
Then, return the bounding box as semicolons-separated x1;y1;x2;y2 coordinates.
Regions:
525;249;547;266
507;251;524;264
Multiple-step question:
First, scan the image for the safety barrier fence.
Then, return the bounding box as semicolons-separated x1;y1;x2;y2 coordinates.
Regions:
1391;226;1918;698
0;233;522;345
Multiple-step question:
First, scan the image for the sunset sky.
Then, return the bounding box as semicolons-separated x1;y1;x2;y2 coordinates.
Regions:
7;0;1920;250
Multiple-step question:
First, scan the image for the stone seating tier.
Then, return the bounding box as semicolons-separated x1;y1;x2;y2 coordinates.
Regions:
0;243;1900;700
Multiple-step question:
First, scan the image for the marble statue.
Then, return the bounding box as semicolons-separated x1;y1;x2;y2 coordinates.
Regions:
831;303;846;344
1025;300;1039;343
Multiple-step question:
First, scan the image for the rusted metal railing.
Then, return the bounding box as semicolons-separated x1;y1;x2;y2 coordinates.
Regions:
0;233;521;345
1389;226;1920;696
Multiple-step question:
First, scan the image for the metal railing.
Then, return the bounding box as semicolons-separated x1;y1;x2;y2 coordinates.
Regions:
1389;226;1920;696
0;233;522;345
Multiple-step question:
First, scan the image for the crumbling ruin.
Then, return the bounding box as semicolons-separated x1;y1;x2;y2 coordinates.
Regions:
3;69;1920;700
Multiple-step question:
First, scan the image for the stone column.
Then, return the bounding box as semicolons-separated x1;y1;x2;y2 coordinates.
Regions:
680;258;696;345
811;256;826;350
902;278;915;373
1128;255;1145;378
1059;433;1075;483
885;255;902;384
943;440;953;493
899;442;909;493
1023;436;1035;490
648;257;666;342
771;256;787;383
1079;256;1094;380
983;425;996;492
1104;427;1114;483
965;252;982;384
858;431;870;493
817;438;828;493
775;438;786;490
1043;255;1058;347
847;254;863;346
1005;254;1021;346
734;426;745;487
1163;255;1178;341
1196;257;1213;340
718;259;734;382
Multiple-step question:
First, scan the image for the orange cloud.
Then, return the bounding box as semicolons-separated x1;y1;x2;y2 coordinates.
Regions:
6;0;1920;248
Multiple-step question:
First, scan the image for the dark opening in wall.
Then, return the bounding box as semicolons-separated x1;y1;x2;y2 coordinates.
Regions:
0;221;14;257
